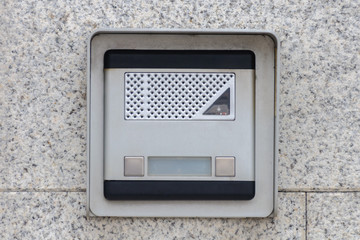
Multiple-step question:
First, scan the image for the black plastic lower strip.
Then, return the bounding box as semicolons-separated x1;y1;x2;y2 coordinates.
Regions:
104;180;255;200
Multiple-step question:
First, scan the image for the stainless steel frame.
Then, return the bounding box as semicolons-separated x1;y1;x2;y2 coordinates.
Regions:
87;29;279;218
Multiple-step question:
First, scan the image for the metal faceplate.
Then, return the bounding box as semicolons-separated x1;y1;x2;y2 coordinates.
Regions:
88;30;278;218
104;68;253;182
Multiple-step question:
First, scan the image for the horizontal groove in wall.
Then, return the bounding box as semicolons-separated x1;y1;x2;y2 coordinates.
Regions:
279;188;360;193
0;189;359;193
0;189;86;193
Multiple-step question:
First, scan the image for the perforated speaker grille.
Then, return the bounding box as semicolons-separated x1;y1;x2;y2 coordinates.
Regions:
124;72;235;120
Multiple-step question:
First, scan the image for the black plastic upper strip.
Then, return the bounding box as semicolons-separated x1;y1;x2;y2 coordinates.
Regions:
104;180;255;200
104;50;255;69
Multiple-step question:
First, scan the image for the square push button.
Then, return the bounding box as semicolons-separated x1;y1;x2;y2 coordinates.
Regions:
124;157;144;176
215;157;235;177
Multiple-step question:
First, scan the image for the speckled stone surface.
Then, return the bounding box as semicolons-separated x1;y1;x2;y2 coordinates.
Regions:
276;1;360;191
1;0;359;238
0;192;305;239
308;192;360;239
1;0;359;191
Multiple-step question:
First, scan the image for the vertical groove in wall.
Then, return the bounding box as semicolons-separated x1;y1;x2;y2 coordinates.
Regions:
305;192;308;240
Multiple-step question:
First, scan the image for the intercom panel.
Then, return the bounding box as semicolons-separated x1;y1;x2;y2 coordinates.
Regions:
88;30;279;217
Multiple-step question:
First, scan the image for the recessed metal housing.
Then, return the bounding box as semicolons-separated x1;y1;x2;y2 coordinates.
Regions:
87;29;279;218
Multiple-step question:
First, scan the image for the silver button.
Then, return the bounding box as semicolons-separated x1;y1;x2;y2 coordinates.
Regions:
215;157;235;177
124;156;144;176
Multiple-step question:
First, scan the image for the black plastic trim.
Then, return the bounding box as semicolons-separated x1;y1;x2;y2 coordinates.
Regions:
104;180;255;200
104;50;255;69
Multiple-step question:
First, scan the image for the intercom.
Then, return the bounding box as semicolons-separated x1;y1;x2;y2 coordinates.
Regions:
87;29;279;217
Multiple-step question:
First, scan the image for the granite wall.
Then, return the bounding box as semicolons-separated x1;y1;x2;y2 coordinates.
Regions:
1;0;359;239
